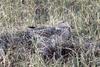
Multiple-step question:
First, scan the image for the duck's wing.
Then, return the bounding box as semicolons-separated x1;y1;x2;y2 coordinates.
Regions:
28;26;56;37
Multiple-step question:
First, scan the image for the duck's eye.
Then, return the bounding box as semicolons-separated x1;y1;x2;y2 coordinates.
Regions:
28;26;36;29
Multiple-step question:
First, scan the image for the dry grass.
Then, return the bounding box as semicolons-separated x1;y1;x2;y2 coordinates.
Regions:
0;0;100;67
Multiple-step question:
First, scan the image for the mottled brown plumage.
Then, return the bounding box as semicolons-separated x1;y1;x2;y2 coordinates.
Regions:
28;21;73;63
